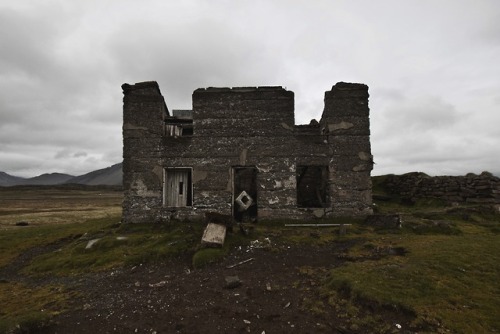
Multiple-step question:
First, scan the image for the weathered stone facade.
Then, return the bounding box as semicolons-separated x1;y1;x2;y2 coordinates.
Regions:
122;81;373;224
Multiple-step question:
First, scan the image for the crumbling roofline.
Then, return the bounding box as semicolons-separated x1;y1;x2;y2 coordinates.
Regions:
194;86;288;93
122;81;170;117
121;81;162;94
331;82;369;91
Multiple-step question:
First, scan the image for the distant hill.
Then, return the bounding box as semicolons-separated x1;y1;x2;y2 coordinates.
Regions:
23;173;75;185
0;171;26;187
0;171;74;186
0;163;122;187
65;163;122;186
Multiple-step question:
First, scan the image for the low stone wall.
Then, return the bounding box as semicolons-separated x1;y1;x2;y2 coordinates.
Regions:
381;172;500;204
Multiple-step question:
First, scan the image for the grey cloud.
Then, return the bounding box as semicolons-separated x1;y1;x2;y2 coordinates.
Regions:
54;150;88;159
54;149;71;159
107;16;286;110
74;151;88;158
1;0;499;177
382;96;460;132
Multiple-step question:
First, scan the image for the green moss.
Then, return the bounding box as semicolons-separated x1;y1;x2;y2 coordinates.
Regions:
192;248;226;269
371;174;393;196
0;283;70;333
0;312;52;334
0;215;120;270
301;297;327;316
322;227;500;333
23;220;205;276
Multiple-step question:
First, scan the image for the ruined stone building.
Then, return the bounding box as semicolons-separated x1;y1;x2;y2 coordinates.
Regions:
122;81;373;224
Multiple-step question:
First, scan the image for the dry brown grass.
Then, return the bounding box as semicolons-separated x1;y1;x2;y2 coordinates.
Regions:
0;186;122;229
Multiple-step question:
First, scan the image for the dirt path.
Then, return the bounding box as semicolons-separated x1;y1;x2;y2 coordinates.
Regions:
47;240;416;334
2;240;416;333
50;245;342;333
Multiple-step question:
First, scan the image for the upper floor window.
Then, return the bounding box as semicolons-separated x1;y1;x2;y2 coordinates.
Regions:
165;110;193;137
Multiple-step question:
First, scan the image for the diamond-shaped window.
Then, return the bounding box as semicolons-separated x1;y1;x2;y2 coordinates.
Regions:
235;191;253;211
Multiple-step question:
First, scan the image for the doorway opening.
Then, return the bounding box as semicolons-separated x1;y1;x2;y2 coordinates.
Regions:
163;168;193;207
233;167;258;222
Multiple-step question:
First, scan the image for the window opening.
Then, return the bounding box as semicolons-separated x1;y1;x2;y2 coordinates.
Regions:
165;110;193;137
296;165;328;208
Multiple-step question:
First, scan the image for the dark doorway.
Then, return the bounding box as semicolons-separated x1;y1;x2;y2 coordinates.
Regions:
233;167;258;222
296;165;328;208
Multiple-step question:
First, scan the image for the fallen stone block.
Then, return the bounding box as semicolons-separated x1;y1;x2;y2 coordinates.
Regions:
201;223;226;247
224;276;242;289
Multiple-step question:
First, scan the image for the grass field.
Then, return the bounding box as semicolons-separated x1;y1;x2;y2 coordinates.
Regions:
0;185;122;229
0;185;499;333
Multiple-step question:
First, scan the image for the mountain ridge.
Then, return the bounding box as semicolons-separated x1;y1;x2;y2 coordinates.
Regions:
2;164;499;187
0;163;122;187
67;163;122;186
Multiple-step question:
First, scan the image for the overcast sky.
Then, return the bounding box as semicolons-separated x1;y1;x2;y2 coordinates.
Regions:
1;0;499;177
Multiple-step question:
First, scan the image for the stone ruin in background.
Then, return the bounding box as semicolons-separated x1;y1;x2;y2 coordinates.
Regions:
380;172;500;204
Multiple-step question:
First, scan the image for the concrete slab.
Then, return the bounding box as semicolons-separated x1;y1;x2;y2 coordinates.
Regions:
201;223;227;247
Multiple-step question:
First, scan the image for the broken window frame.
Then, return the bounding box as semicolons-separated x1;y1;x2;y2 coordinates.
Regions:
296;165;329;208
163;167;193;207
164;117;193;137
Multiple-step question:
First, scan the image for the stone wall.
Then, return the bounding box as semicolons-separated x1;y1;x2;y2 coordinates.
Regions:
122;82;167;224
122;82;373;223
381;172;500;204
320;83;373;215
